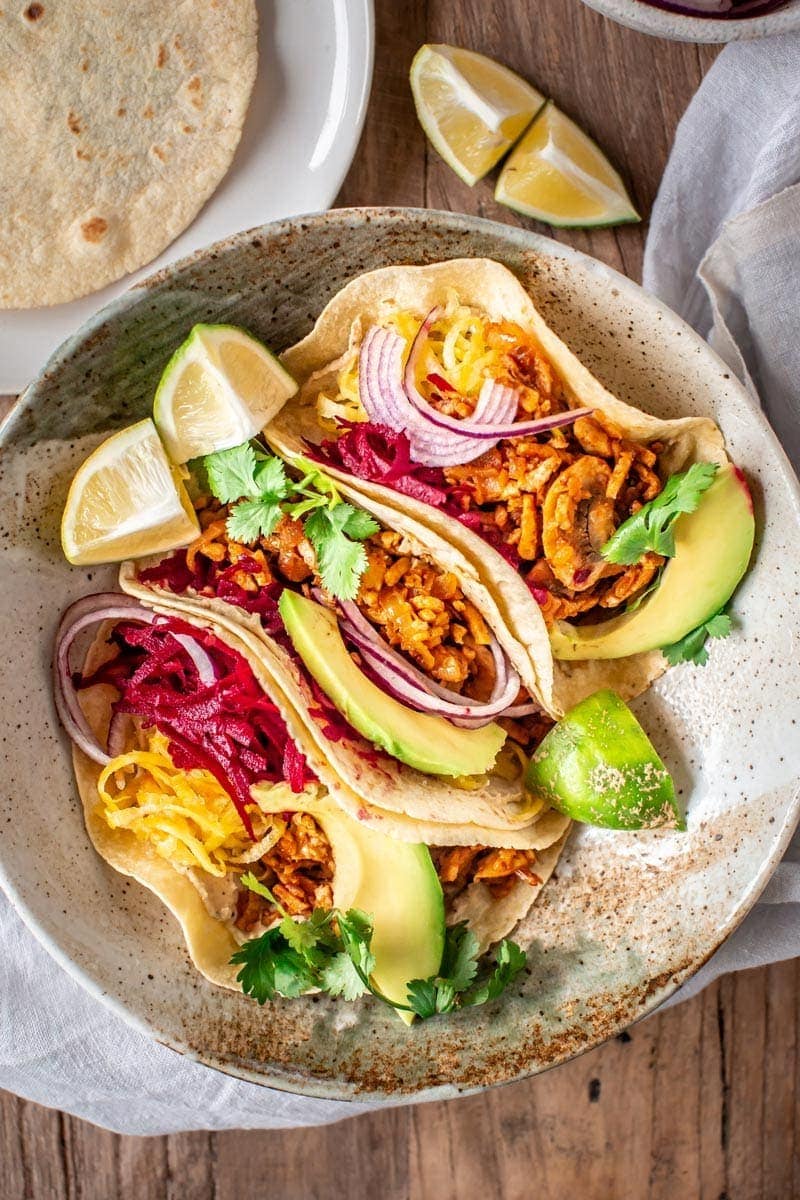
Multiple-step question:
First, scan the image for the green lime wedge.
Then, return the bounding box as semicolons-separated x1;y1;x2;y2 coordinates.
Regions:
153;323;297;464
526;689;682;830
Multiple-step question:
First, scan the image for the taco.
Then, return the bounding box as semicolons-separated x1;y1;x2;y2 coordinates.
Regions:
55;597;567;1018
118;451;572;852
267;258;754;713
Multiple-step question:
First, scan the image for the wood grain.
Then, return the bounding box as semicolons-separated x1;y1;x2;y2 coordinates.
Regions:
2;1;793;1198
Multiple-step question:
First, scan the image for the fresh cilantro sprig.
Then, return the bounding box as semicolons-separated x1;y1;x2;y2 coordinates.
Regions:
230;881;527;1020
406;923;527;1018
661;608;732;667
602;462;719;565
202;443;379;600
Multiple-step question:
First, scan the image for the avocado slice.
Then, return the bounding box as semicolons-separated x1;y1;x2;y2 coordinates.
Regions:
251;786;445;1020
549;464;754;661
526;689;681;830
278;590;507;777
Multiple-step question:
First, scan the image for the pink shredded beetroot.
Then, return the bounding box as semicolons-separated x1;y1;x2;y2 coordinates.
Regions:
80;616;314;838
311;423;450;508
311;423;523;569
139;547;381;763
140;552;289;645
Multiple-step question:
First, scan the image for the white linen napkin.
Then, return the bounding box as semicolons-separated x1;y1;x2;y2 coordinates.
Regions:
2;34;800;1132
643;30;800;1004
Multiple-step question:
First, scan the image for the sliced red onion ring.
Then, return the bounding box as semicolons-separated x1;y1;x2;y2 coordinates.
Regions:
358;316;592;468
362;328;487;467
172;632;218;687
337;601;522;726
403;309;593;439
53;594;155;766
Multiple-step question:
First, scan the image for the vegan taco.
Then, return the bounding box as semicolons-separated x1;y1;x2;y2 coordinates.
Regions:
266;259;754;713
55;596;567;1019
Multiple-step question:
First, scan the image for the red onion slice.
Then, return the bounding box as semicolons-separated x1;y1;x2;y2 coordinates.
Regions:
337;600;523;724
402;309;593;440
54;594;155;766
172;632;218;687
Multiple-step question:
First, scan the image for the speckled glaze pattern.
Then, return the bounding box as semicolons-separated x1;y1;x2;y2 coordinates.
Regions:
580;0;800;42
1;208;799;1101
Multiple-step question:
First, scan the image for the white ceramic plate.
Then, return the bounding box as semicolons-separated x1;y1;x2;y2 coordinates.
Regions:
0;0;374;395
580;0;800;41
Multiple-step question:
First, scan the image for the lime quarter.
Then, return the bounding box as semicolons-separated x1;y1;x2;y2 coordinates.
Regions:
61;419;200;566
153;324;298;464
410;44;545;187
526;689;681;830
496;102;639;228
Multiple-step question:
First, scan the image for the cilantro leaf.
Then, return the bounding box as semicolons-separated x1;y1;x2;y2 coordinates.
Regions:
439;922;480;993
406;978;438;1019
661;608;733;666
337;908;376;979
279;911;337;968
225;496;283;543
462;940;527;1008
406;924;480;1017
602;462;719;566
231;929;316;1003
320;953;371;1001
202;441;374;601
254;455;291;500
205;443;261;504
305;507;370;602
341;507;380;540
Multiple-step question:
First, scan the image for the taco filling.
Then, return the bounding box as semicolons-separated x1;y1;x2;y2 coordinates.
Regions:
54;257;755;1024
268;260;754;708
57;601;559;1020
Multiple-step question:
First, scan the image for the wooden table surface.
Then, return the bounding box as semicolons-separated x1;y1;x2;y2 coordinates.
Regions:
3;3;798;1198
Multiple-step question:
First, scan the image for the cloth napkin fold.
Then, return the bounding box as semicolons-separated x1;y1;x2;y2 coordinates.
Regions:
3;33;800;1133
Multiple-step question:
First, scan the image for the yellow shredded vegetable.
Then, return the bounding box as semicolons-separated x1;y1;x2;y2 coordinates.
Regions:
96;731;286;878
315;295;507;429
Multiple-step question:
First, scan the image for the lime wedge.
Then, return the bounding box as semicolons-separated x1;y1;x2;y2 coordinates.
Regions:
410;44;545;187
61;419;200;566
526;690;681;830
153;324;298;464
495;102;639;228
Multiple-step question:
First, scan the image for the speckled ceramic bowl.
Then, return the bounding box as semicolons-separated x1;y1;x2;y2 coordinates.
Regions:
580;0;800;41
1;208;799;1101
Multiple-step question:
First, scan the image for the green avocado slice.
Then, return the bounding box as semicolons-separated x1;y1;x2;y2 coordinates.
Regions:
278;590;507;777
251;786;445;1022
549;464;754;661
525;689;681;830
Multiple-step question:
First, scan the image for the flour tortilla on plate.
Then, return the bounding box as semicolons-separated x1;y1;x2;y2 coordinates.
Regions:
73;621;569;987
0;1;257;308
267;258;729;714
119;562;570;852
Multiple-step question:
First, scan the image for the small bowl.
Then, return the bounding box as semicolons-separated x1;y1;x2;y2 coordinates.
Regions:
581;0;800;41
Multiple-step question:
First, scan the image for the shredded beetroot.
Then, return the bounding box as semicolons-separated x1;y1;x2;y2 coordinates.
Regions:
140;551;290;645
311;423;525;571
80;616;314;838
312;423;450;508
139;546;383;766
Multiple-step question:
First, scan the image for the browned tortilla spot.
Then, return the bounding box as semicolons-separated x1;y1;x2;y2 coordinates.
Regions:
67;110;81;135
187;75;203;108
142;104;154;119
81;216;107;243
24;3;43;19
156;43;167;68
